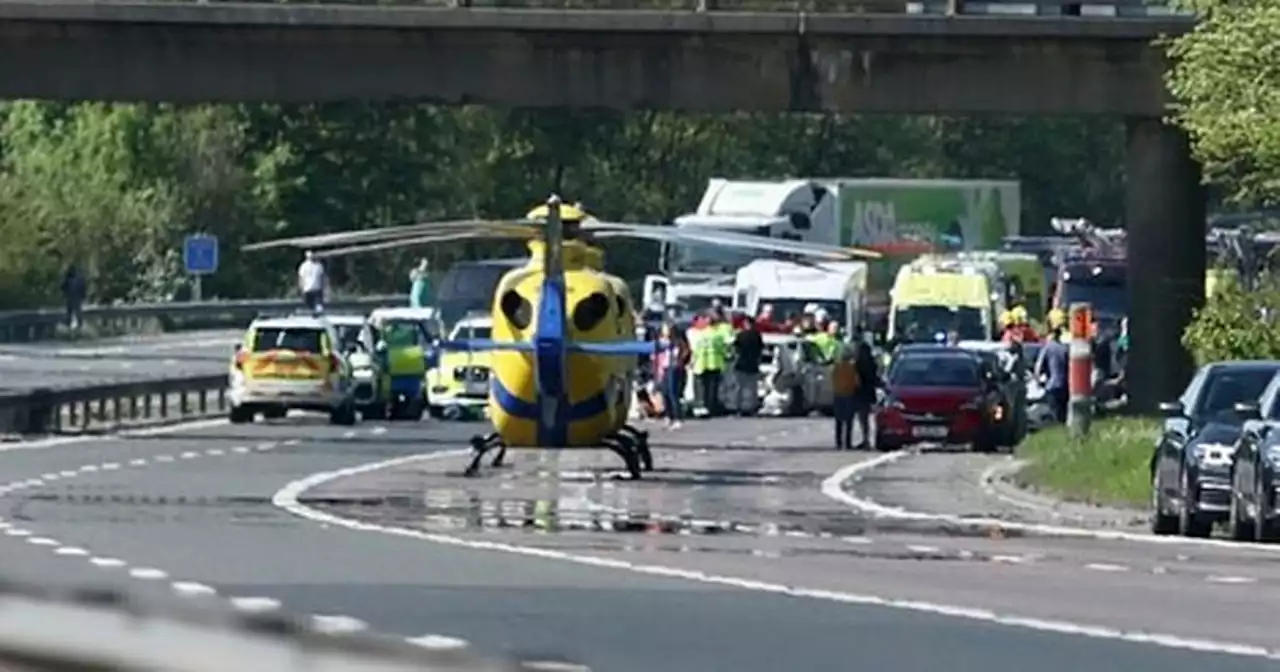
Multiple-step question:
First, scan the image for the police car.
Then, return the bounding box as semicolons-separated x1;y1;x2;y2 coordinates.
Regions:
227;314;359;425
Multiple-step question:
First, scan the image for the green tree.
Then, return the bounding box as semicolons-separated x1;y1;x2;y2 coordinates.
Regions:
1182;279;1280;365
1166;0;1280;206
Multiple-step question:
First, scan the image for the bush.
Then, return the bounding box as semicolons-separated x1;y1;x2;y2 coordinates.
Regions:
1182;277;1280;366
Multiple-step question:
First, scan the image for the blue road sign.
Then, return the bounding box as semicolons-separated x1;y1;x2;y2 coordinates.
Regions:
183;235;219;275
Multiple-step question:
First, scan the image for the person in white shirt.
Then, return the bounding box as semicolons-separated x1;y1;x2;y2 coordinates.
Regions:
297;250;326;312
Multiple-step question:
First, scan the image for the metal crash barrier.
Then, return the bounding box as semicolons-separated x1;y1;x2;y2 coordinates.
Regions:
0;581;587;672
0;295;409;344
0;375;228;436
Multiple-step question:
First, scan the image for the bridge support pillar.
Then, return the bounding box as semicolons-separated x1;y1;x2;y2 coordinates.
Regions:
1124;117;1205;413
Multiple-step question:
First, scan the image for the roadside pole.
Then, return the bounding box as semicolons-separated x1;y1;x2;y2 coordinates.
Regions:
1067;302;1093;438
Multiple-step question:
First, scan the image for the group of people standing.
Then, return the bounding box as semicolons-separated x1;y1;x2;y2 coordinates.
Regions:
644;301;881;450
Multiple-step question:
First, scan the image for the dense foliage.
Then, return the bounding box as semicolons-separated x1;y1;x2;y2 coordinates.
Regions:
1182;278;1280;365
1166;0;1280;207
0;103;1127;309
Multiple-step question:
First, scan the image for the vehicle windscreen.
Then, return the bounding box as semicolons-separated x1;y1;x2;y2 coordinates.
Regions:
762;299;846;326
381;321;428;348
436;263;516;328
1061;281;1128;321
252;328;323;353
672;295;731;315
894;306;985;343
450;324;493;341
1197;368;1280;418
669;225;770;275
333;325;364;352
890;356;980;388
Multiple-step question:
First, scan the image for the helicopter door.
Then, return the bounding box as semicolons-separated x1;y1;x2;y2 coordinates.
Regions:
642;275;670;311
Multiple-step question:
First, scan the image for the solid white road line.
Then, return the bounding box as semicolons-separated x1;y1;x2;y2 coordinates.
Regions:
272;451;1280;662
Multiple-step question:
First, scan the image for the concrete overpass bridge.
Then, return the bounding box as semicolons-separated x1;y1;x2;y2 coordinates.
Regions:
0;0;1201;407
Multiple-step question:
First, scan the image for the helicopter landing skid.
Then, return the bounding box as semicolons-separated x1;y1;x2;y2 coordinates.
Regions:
616;424;653;472
463;432;508;478
603;430;648;480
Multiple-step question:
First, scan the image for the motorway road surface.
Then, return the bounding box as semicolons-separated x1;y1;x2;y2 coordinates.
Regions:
0;416;1275;671
0;330;238;391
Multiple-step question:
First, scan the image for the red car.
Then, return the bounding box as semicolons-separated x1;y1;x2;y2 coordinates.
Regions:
875;348;1003;453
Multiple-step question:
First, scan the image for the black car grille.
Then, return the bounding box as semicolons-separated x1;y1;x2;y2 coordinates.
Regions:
453;366;490;383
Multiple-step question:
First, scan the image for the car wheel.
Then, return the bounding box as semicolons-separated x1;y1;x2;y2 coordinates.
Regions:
1178;469;1212;538
228;405;254;425
329;402;357;426
1255;476;1279;542
1228;486;1255;542
786;388;807;417
1150;469;1179;535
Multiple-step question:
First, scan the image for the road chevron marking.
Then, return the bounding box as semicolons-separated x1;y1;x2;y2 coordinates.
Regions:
271;450;1280;661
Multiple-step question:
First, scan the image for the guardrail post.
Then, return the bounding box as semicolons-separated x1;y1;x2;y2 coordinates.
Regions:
1067;302;1093;438
945;0;963;15
160;393;168;419
696;0;712;12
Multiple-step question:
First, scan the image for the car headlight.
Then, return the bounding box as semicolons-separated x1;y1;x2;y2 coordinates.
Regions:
881;397;904;410
1192;442;1233;465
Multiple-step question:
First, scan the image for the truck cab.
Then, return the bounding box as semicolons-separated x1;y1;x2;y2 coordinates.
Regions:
643;178;838;310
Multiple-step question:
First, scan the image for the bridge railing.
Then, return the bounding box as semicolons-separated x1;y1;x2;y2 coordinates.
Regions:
0;578;585;672
0;294;409;344
180;0;1193;18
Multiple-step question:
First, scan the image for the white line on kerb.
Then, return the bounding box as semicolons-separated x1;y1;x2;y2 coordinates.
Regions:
820;451;1280;554
271;450;1280;662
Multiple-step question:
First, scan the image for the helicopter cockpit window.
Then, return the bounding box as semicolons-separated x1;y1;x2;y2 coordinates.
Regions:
500;290;533;330
573;292;611;332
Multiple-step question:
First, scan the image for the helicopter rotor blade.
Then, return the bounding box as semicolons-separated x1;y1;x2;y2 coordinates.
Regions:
242;220;541;252
585;221;881;260
309;229;539;259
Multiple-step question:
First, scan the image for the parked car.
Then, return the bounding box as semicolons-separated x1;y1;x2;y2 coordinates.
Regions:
1152;361;1280;537
875;346;1005;453
1227;371;1280;541
227;314;358;426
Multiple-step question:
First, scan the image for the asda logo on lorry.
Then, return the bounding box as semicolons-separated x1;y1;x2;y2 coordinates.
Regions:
851;201;954;250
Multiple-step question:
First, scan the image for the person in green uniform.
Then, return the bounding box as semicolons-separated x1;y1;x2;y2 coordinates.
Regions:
409;259;431;308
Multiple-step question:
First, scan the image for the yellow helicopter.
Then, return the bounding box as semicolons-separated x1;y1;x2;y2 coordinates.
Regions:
243;196;880;479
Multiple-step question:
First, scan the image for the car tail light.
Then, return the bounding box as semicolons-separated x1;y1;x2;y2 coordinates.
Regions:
233;351;248;370
329;353;342;372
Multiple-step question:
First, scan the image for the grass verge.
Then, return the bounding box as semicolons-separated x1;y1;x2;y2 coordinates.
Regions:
1014;417;1158;509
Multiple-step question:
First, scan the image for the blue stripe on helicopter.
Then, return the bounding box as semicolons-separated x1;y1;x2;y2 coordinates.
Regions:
491;377;610;425
533;277;570;446
439;339;653;355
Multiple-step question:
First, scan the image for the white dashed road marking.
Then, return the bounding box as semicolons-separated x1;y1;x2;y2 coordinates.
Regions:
311;615;368;634
228;596;283;613
406;634;470;649
128;567;169;580
172;581;218;596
